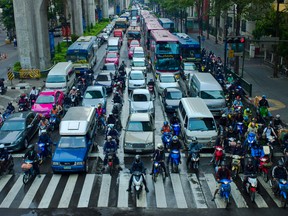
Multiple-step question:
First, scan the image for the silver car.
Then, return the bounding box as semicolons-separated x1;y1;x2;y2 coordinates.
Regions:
129;89;154;115
156;73;180;94
128;70;146;91
82;86;107;109
131;58;147;75
123;113;155;153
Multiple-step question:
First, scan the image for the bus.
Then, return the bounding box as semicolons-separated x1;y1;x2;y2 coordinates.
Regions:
66;36;97;75
173;33;201;64
149;29;180;76
158;18;175;32
126;26;141;46
115;17;128;33
144;21;163;51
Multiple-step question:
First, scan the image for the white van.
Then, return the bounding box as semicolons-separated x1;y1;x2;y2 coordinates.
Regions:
45;62;75;94
188;73;226;116
107;37;121;53
177;98;218;148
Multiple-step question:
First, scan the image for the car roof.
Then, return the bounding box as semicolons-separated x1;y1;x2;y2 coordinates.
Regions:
86;86;104;91
39;90;58;96
165;87;182;93
6;111;33;121
134;47;144;52
160;73;175;77
130;70;143;74
129;113;150;121
132;89;150;94
132;58;145;62
98;71;111;76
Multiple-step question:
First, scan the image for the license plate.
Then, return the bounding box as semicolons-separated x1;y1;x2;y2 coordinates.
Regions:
136;149;142;152
64;166;71;169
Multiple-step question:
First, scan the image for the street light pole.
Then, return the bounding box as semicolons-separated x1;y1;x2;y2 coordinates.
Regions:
223;11;228;77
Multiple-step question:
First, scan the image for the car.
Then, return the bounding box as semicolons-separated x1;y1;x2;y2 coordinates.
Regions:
156;73;180;94
82;86;107;109
133;46;145;59
0;112;39;152
123;113;155;153
31;90;65;118
128;70;146;91
130;20;138;27
181;62;198;81
94;71;114;93
105;51;120;66
131;58;147;75
129;89;154;115
129;39;140;48
162;88;184;113
97;33;109;42
101;63;118;78
128;46;135;59
53;27;62;37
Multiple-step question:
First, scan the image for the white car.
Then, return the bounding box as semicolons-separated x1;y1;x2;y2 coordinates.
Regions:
129;89;154;115
156;73;180;94
128;70;146;91
131;58;147;75
181;62;198;80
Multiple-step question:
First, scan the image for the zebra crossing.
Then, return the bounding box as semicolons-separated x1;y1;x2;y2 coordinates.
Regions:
0;170;283;209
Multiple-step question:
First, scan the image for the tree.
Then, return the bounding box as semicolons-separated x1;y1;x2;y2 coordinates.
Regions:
0;0;15;39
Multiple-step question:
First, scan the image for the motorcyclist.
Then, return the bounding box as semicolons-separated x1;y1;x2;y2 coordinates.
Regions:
211;161;231;201
106;124;119;146
0;144;8;161
56;103;63;117
167;136;182;165
170;113;180;125
161;121;172;144
102;136;121;171
232;96;243;109
262;123;277;140
245;122;258;137
29;86;39;99
250;143;265;167
23;145;40;178
18;93;29;109
106;112;116;125
227;73;234;84
243;108;252;120
186;137;202;167
119;61;126;72
50;104;60;122
258;95;270;108
37;130;52;156
112;92;122;104
242;158;259;191
3;102;15;119
147;78;154;87
69;86;77;96
127;155;149;193
96;103;106;127
272;160;288;195
219;114;228;127
150;143;168;177
232;140;245;170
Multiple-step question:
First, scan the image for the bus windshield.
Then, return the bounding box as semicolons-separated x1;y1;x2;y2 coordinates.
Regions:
127;32;141;40
156;58;180;70
156;42;179;54
115;22;126;28
182;47;201;59
66;53;87;62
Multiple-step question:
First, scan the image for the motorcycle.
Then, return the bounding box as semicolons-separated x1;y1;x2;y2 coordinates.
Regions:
49;114;58;132
246;132;257;150
21;159;36;184
231;154;242;179
278;179;288;208
107;152;116;175
152;161;166;182
170;149;180;173
132;171;144;199
236;122;244;140
245;174;258;203
214;146;224;172
70;94;78;107
219;178;232;208
162;132;172;149
37;142;51;164
39;124;49;136
18;103;28;112
258;156;272;182
171;123;181;136
0;154;14;176
189;151;200;171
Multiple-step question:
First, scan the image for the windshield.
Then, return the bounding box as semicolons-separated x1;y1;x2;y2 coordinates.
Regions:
115;23;126;28
36;95;54;104
201;90;224;99
133;52;145;58
130;40;140;46
127;121;153;131
128;33;141;40
46;75;66;83
66;53;87;62
156;58;180;71
130;72;144;80
166;91;182;100
129;47;135;53
96;75;109;81
107;46;118;52
160;76;175;83
132;93;150;101
103;64;115;70
58;136;86;148
182;47;201;58
84;90;103;99
184;64;197;71
132;61;145;67
1;120;25;131
188;118;216;131
156;42;179;55
107;53;118;58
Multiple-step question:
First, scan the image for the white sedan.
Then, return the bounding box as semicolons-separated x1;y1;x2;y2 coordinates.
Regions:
156;73;180;94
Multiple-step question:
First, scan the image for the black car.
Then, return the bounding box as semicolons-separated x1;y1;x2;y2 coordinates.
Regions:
0;111;39;152
94;71;114;93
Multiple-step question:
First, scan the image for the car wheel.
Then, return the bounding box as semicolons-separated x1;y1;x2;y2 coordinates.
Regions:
24;138;29;149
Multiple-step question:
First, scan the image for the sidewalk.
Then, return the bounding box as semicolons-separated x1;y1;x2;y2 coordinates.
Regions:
189;32;288;121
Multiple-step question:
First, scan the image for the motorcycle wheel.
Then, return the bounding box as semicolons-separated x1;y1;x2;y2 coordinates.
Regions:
262;171;269;182
23;174;30;185
225;196;230;209
250;191;255;202
152;173;157;183
281;196;287;208
231;168;238;180
136;189;140;200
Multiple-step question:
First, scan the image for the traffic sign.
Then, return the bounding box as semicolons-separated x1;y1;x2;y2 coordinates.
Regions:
7;71;14;80
228;50;234;58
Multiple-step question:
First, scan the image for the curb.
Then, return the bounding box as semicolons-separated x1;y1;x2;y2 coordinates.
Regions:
7;85;30;90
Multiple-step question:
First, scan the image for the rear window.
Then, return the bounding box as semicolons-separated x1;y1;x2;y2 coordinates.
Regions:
200;90;224;99
188;118;216;131
127;121;153;131
84;90;103;99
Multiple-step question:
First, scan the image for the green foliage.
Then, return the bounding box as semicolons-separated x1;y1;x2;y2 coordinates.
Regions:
13;61;21;72
71;34;79;42
56;42;62;53
0;0;15;36
83;21;109;36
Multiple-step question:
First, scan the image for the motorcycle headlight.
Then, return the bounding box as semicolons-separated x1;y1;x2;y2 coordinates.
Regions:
76;161;84;165
52;162;59;165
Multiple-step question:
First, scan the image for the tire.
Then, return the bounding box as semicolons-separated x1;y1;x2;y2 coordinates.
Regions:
24;138;29;149
281;196;287;208
23;174;30;185
250;191;255;202
137;190;140;200
231;168;237;180
225;196;230;209
263;171;269;182
152;173;156;183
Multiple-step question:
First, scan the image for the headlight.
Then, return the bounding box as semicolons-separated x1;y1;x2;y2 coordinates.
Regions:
52;162;59;165
76;161;84;165
146;142;153;147
125;142;133;147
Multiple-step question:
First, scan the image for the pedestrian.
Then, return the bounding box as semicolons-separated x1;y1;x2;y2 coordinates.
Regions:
13;37;17;48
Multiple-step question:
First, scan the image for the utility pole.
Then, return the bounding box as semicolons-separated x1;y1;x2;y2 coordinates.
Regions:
223;11;228;77
274;0;281;78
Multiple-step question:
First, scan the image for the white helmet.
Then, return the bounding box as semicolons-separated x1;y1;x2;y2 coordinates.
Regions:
276;114;280;119
157;143;164;150
72;86;76;90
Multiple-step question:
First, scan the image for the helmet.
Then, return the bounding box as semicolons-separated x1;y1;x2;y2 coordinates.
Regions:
117;81;121;85
229;125;233;130
220;161;226;167
262;95;266;99
157;143;164;150
8;102;12;106
52;104;56;109
191;136;197;142
278;160;284;167
32;86;36;90
163;121;168;126
28;144;34;151
243;116;248;121
221;114;226;118
276;114;280;119
135;155;141;163
246;108;250;112
98;103;102;107
109;112;113;116
150;78;153;82
236;140;241;145
247;158;253;164
172;136;178;142
72;86;76;90
107;136;112;141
